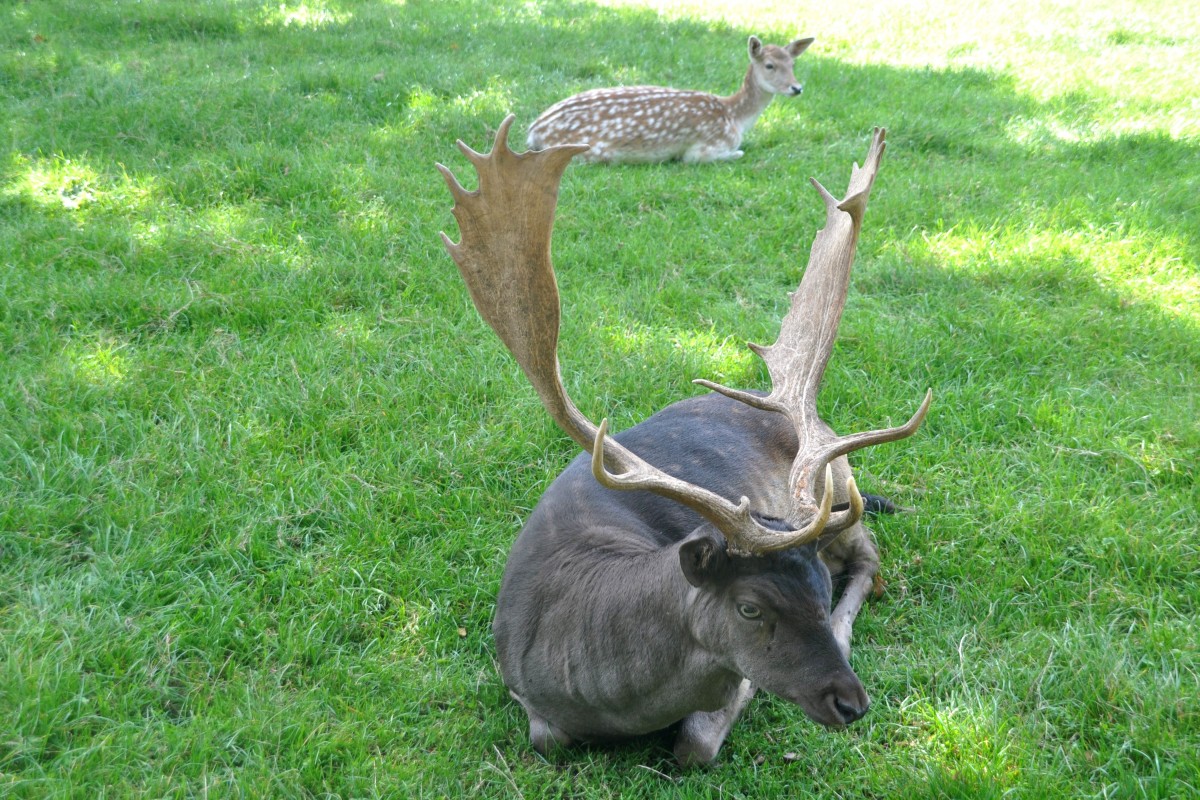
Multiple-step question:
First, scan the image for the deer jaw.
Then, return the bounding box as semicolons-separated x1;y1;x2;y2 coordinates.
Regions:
526;35;814;164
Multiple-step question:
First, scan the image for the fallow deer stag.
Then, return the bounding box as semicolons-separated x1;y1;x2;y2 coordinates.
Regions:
438;116;931;765
526;35;814;163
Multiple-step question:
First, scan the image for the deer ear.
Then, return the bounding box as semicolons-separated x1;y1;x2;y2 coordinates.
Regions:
679;531;731;587
787;37;815;58
748;35;764;60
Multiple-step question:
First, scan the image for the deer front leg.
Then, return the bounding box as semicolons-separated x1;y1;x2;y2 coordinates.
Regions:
825;526;882;659
830;565;878;659
673;679;755;766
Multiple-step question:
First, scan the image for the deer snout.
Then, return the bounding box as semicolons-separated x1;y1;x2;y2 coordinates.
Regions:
820;675;869;727
789;84;804;96
833;692;868;725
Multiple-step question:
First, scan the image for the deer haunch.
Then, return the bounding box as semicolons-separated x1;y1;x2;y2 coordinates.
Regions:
527;36;814;163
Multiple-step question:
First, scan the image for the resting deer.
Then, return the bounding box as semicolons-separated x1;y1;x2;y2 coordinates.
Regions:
526;35;814;163
438;116;931;765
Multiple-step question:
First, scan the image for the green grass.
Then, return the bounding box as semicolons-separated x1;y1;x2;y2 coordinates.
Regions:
1;0;1196;796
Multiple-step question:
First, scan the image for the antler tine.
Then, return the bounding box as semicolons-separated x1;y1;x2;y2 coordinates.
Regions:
700;127;930;539
442;114;804;557
589;419;754;533
825;473;865;535
820;388;933;464
844;127;887;201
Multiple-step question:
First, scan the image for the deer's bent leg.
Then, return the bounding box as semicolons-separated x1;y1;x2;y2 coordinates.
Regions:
682;142;744;163
511;692;575;753
673;679;756;767
827;527;882;660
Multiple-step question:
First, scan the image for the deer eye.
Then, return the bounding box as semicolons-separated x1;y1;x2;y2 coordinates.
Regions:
765;63;775;70
737;602;762;620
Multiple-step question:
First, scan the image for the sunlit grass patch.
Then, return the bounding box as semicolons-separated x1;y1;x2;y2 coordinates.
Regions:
913;223;1198;320
452;82;519;116
895;694;1022;790
595;318;759;389
391;81;519;138
65;337;131;388
4;155;147;214
262;2;354;30
321;311;377;348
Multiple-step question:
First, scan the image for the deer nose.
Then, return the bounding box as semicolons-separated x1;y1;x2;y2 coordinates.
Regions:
833;694;868;725
823;676;869;726
790;84;804;96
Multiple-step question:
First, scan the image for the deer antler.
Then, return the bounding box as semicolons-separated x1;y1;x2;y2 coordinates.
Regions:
441;119;929;555
696;128;931;537
439;115;833;555
438;116;591;446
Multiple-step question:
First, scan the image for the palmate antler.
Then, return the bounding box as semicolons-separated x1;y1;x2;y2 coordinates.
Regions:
439;115;928;556
438;116;791;551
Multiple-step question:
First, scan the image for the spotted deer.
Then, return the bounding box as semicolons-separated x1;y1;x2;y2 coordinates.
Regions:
438;117;931;764
526;35;814;163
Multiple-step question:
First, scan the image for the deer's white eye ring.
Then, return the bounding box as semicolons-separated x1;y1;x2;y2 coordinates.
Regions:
737;603;762;620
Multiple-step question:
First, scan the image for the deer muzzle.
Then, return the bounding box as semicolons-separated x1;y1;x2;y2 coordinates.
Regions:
809;672;870;728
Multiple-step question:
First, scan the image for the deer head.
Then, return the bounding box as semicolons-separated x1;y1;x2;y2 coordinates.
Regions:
748;35;814;96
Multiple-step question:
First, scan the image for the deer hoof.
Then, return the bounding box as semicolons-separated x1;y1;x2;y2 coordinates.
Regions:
674;735;721;767
528;714;573;753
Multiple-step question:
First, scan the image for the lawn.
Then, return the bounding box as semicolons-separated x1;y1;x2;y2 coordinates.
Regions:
1;0;1196;797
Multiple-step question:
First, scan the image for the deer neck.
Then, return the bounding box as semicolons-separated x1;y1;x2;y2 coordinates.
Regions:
722;65;775;136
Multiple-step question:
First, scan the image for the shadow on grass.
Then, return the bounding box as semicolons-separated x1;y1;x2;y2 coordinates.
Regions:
3;0;1197;251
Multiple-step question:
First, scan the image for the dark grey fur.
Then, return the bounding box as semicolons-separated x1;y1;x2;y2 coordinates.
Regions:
494;392;873;765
